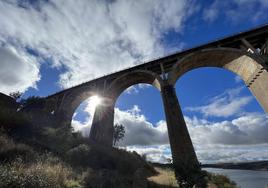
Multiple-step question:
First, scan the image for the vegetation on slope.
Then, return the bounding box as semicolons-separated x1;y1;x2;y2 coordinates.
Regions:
0;104;156;188
0;100;239;188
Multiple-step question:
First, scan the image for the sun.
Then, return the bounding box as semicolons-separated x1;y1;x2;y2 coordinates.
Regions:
90;95;102;109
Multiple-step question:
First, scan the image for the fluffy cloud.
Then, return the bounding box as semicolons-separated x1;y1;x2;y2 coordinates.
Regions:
0;46;40;94
186;87;252;117
125;145;172;163
72;95;268;163
129;113;268;163
186;113;268;146
114;105;169;146
72;101;169;145
0;0;196;90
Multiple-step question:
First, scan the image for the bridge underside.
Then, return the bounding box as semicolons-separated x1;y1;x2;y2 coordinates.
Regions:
17;24;268;185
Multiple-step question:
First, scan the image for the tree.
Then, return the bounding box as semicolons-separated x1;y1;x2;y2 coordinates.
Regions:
20;96;44;107
9;91;23;101
113;123;125;146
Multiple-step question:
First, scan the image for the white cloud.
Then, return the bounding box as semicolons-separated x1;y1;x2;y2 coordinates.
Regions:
202;1;220;22
186;87;252;117
132;113;268;163
184;113;268;163
125;145;172;164
196;144;268;164
186;113;268;146
234;75;242;83
114;105;169;146
72;97;268;163
124;84;152;95
0;46;40;95
72;102;169;145
0;0;196;90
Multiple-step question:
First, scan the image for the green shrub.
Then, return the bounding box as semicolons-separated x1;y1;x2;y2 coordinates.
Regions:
20;96;45;107
66;143;155;176
0;109;30;129
0;134;36;163
81;168;133;188
208;173;238;188
38;127;86;154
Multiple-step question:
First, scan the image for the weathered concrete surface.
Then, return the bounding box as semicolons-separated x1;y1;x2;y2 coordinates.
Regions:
248;67;268;113
161;83;200;177
168;48;263;85
89;102;115;146
108;70;163;99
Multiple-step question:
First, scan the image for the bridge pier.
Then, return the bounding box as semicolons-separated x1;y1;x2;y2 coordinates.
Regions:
247;66;268;113
89;102;114;146
161;83;201;183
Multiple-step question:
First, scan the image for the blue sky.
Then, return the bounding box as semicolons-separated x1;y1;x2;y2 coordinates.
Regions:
1;0;268;163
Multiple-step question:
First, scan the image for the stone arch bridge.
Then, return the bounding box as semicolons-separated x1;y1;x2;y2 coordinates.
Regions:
23;24;268;176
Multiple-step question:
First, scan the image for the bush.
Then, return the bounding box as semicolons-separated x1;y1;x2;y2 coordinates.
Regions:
208;173;238;188
0;134;36;163
81;168;133;188
0;109;30;129
0;158;78;188
66;143;155;176
38;127;85;154
20;96;45;108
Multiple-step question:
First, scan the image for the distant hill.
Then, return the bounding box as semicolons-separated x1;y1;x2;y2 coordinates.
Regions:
202;161;268;171
153;161;268;171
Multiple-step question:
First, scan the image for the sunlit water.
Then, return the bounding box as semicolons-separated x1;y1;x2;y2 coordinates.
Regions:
203;168;268;188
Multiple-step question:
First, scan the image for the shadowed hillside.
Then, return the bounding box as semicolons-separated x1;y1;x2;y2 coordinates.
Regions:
0;95;238;188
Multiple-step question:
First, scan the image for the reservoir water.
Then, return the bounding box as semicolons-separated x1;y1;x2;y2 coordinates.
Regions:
204;168;268;188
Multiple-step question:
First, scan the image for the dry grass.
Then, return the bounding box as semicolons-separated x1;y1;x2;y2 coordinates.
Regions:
0;159;77;188
147;167;179;187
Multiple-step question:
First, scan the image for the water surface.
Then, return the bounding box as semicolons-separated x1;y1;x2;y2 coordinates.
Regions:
204;168;268;188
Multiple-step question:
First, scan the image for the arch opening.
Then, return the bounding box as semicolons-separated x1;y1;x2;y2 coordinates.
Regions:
71;95;103;137
169;48;265;85
107;70;163;101
70;70;165;142
169;48;268;114
113;83;171;163
174;67;268;164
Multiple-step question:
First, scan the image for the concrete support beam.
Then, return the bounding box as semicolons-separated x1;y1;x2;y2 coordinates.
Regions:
89;103;114;146
241;38;257;54
161;83;200;181
247;67;268;113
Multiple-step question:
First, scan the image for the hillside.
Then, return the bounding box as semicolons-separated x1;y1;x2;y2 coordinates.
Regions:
0;97;238;188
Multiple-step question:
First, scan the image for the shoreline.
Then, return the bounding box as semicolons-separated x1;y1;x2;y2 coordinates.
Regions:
152;160;268;171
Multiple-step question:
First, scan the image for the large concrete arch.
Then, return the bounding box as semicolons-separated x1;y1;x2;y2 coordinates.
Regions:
168;48;268;112
89;70;164;146
108;69;164;101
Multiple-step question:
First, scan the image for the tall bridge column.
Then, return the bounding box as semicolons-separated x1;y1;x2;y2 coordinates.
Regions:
247;66;268;113
89;102;114;146
161;83;201;183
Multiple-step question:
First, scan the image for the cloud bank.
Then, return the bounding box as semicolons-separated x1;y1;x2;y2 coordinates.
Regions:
186;87;252;117
0;46;40;94
72;88;268;164
0;0;196;92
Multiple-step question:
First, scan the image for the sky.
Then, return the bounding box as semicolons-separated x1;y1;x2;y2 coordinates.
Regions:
1;0;268;164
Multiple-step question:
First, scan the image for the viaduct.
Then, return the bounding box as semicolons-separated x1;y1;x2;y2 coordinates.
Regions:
23;24;268;178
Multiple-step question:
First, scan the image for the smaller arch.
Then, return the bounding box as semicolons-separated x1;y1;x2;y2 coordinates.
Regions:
168;48;266;85
55;87;101;127
107;70;164;102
